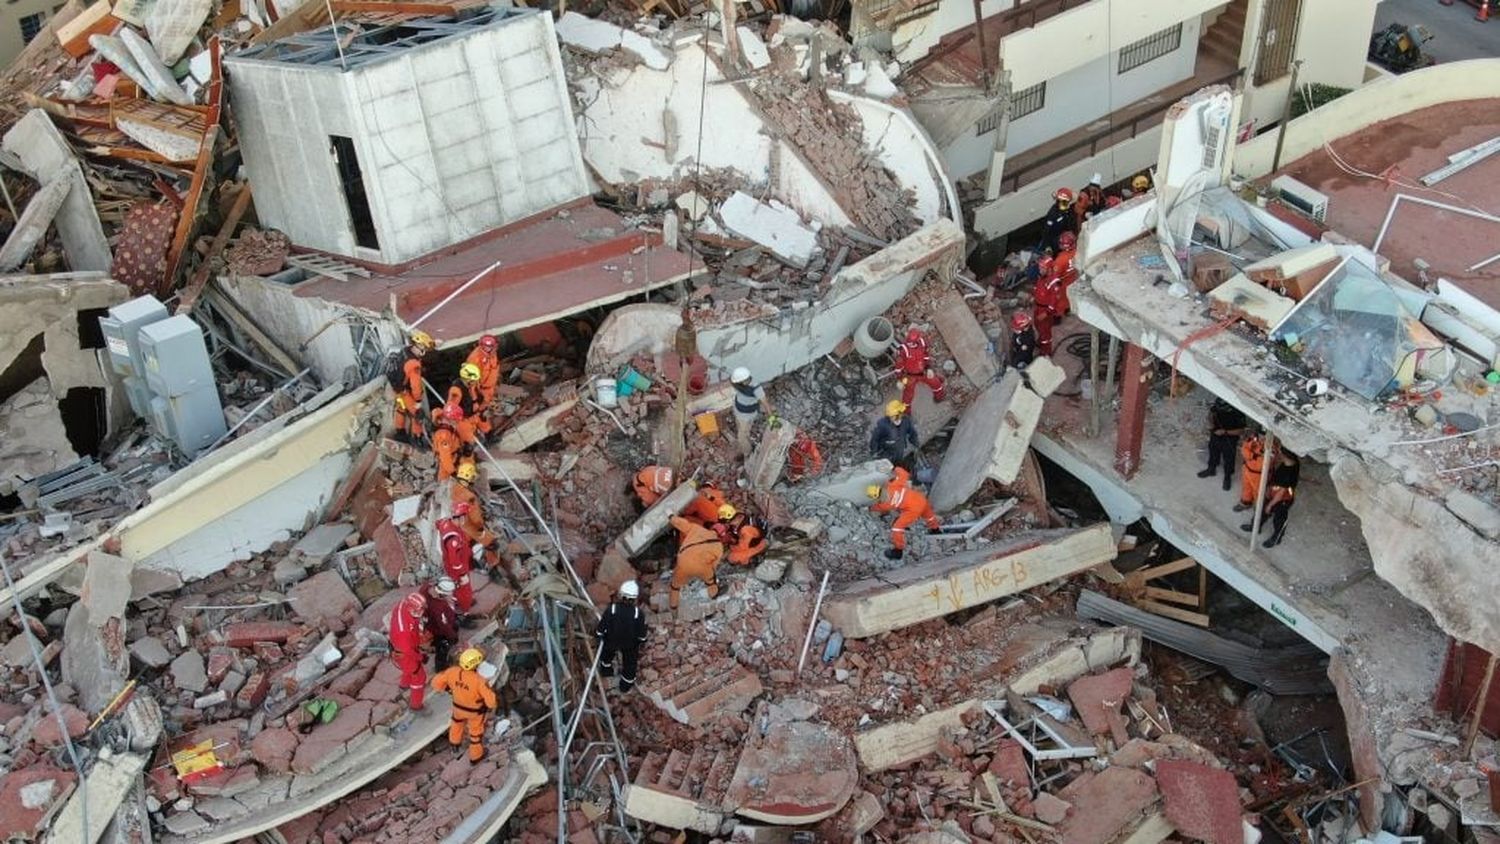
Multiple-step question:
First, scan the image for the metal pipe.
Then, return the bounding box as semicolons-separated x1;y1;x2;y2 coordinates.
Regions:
409;260;503;330
797;570;831;675
1374;194;1500;254
1270;60;1302;172
1087;329;1101;437
1104;334;1119;398
197;367;312;457
560;649;602;761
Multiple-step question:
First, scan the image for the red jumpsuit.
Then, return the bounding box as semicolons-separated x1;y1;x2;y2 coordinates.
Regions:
438;519;475;612
388;600;427;710
893;333;946;406
871;479;940;551
786;433;824;482
1032;272;1067;357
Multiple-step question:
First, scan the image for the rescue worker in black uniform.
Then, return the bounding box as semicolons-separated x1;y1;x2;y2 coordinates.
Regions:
1197;399;1247;492
595;580;648;692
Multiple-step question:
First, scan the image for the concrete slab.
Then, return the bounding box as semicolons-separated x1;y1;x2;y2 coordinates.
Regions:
555;12;670;70
822;524;1116;638
929;293;998;387
0;111;110;272
144;0;211;63
495;400;577;452
49;750;147;844
623;785;724;834
0;177;71;271
438;749;548;844
1056;766;1160;844
726;719;857;824
619;482;696;557
746;420;798;491
285;570;361;629
1025;355;1066;398
735;26;770;70
800;459;893;505
718;192;819;268
929;370;1043;513
291;523;355;562
1155;759;1241;844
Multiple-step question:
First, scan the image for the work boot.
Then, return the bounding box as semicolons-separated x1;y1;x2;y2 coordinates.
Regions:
1222;475;1233;492
1232;502;1251;512
884;548;904;560
1196;468;1215;478
1240;522;1257;533
1262;535;1282;549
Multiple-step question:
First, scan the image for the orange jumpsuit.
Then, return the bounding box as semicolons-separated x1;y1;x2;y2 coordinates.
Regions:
447;386;482;445
452;479;500;567
726;520;767;566
633;466;675;508
1239;436;1267;507
392;356;424;438
684;486;726;526
786;434;824;482
465;346;502;408
462;381;492;436
668;515;724;609
871;480;940;551
431;417;460;481
431;664;498;762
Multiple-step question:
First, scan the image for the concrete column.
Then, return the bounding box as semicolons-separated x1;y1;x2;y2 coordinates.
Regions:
1113;343;1148;479
982;71;1013;203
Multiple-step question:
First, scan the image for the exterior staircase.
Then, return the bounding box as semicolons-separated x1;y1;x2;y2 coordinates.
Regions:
624;744;740;834
1200;0;1248;68
640;659;764;725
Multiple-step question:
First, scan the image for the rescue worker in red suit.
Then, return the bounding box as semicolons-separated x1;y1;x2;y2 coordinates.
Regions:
684;484;727;526
388;591;428;711
1032;256;1067;357
786;432;824;482
1054;231;1079;297
867;468;940;560
437;516;475;613
893;327;946;406
421;577;460;672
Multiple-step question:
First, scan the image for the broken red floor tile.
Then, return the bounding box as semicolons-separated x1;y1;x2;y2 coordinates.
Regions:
224;621;303;648
373;522;409;582
32;704;87;747
725;718;858;825
1056;766;1159;844
1156;759;1242;844
1066;666;1134;736
286;570;362;630
0;767;76;839
250;727;299;775
1032;791;1072;825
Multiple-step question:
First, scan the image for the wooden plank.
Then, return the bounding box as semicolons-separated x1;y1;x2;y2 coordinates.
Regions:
49;750;147;844
176;182;252;314
160;37;223;297
1143;586;1201;607
1135;598;1210;628
822;524;1116;638
1132;556;1196;581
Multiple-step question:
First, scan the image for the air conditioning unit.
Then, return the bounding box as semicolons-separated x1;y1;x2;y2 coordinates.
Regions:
1270;175;1330;222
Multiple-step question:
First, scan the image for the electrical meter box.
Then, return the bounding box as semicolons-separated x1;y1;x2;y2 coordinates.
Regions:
139;316;217;397
99;295;168;379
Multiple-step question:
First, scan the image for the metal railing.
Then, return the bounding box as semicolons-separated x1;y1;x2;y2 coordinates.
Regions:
999;67;1244;196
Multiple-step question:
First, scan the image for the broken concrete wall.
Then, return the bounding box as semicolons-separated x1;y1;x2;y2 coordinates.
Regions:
114;382;381;581
219;272;400;386
834;92;958;224
0;380;81;489
695;219;963;382
585;303;683;374
928;368;1047;513
0;112;112;272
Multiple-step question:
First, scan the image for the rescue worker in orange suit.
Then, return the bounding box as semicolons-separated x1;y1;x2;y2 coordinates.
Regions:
1010;310;1038;369
1032;256;1066;357
458;363;492;438
684;484;727;527
1039;188;1077;254
452;461;504;572
432;648;498;763
893;327;946;406
421;577;460;672
868;468;940;560
445;386;479;447
431;407;461;481
1075;174;1105;224
667;514;725;609
437;516;475;613
1243;450;1299;548
714;504;768;566
631;465;675;509
1234;430;1272;513
465;334;502;411
388;590;428;711
390;330;435;445
594;580;648;692
786;431;824;482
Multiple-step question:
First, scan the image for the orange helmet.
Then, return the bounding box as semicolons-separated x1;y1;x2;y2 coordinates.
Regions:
1054;188;1074;204
479;334;498;352
402;591;427;618
1059;231;1076;251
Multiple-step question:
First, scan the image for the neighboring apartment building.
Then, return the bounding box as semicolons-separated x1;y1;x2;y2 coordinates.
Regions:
869;0;1378;240
0;0;63;67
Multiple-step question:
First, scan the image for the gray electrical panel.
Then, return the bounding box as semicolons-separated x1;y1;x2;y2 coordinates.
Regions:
137;316;226;456
99;295;169;417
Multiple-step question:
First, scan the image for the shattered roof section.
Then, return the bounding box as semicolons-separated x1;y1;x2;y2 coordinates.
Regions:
232;6;537;70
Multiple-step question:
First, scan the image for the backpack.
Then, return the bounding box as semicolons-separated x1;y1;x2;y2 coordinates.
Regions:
384;350;409;391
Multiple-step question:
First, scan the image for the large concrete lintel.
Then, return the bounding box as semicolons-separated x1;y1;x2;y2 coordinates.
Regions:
853;625;1139;772
821;523;1116;638
623;784;725;834
928;369;1045;513
620;482;697;557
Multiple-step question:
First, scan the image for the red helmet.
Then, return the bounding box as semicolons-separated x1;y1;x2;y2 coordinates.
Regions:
1059;231;1076;251
443;402;465;422
1011;311;1033;330
905;328;923;344
1037;256;1055;274
479;335;498;352
452;501;473;518
1106;196;1122;208
1054;188;1074;203
402;591;427;618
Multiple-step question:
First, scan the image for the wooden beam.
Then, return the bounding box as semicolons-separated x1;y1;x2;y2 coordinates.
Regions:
1131;556;1196;581
202;284;304;375
1133;598;1210;628
1143;586;1200;607
176;182;252;315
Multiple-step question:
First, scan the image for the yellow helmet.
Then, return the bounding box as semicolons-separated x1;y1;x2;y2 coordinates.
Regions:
1132;175;1150;192
885;400;907;418
458;648;484;670
459;362;481;383
456;461;478;482
409;330;435;350
718;503;737;521
865;484;882;500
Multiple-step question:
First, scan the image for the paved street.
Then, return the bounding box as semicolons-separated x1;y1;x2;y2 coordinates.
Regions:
1374;0;1500;65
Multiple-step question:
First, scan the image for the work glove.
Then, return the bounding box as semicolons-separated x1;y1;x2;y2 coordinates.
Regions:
768;414;782;429
394;395;409;411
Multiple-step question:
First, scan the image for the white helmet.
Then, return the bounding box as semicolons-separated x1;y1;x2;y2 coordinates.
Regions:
1088;173;1102;186
435;577;456;596
731;367;751;384
619;580;640;599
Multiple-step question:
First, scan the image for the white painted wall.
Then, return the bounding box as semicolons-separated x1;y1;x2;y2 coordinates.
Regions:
1238;0;1379;133
695;220;964;382
889;0;1016;65
226;10;588;266
1000;0;1221;90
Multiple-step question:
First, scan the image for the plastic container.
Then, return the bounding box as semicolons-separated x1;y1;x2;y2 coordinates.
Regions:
596;377;618;408
619;365;652;394
853;317;895;359
695;412;720;437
